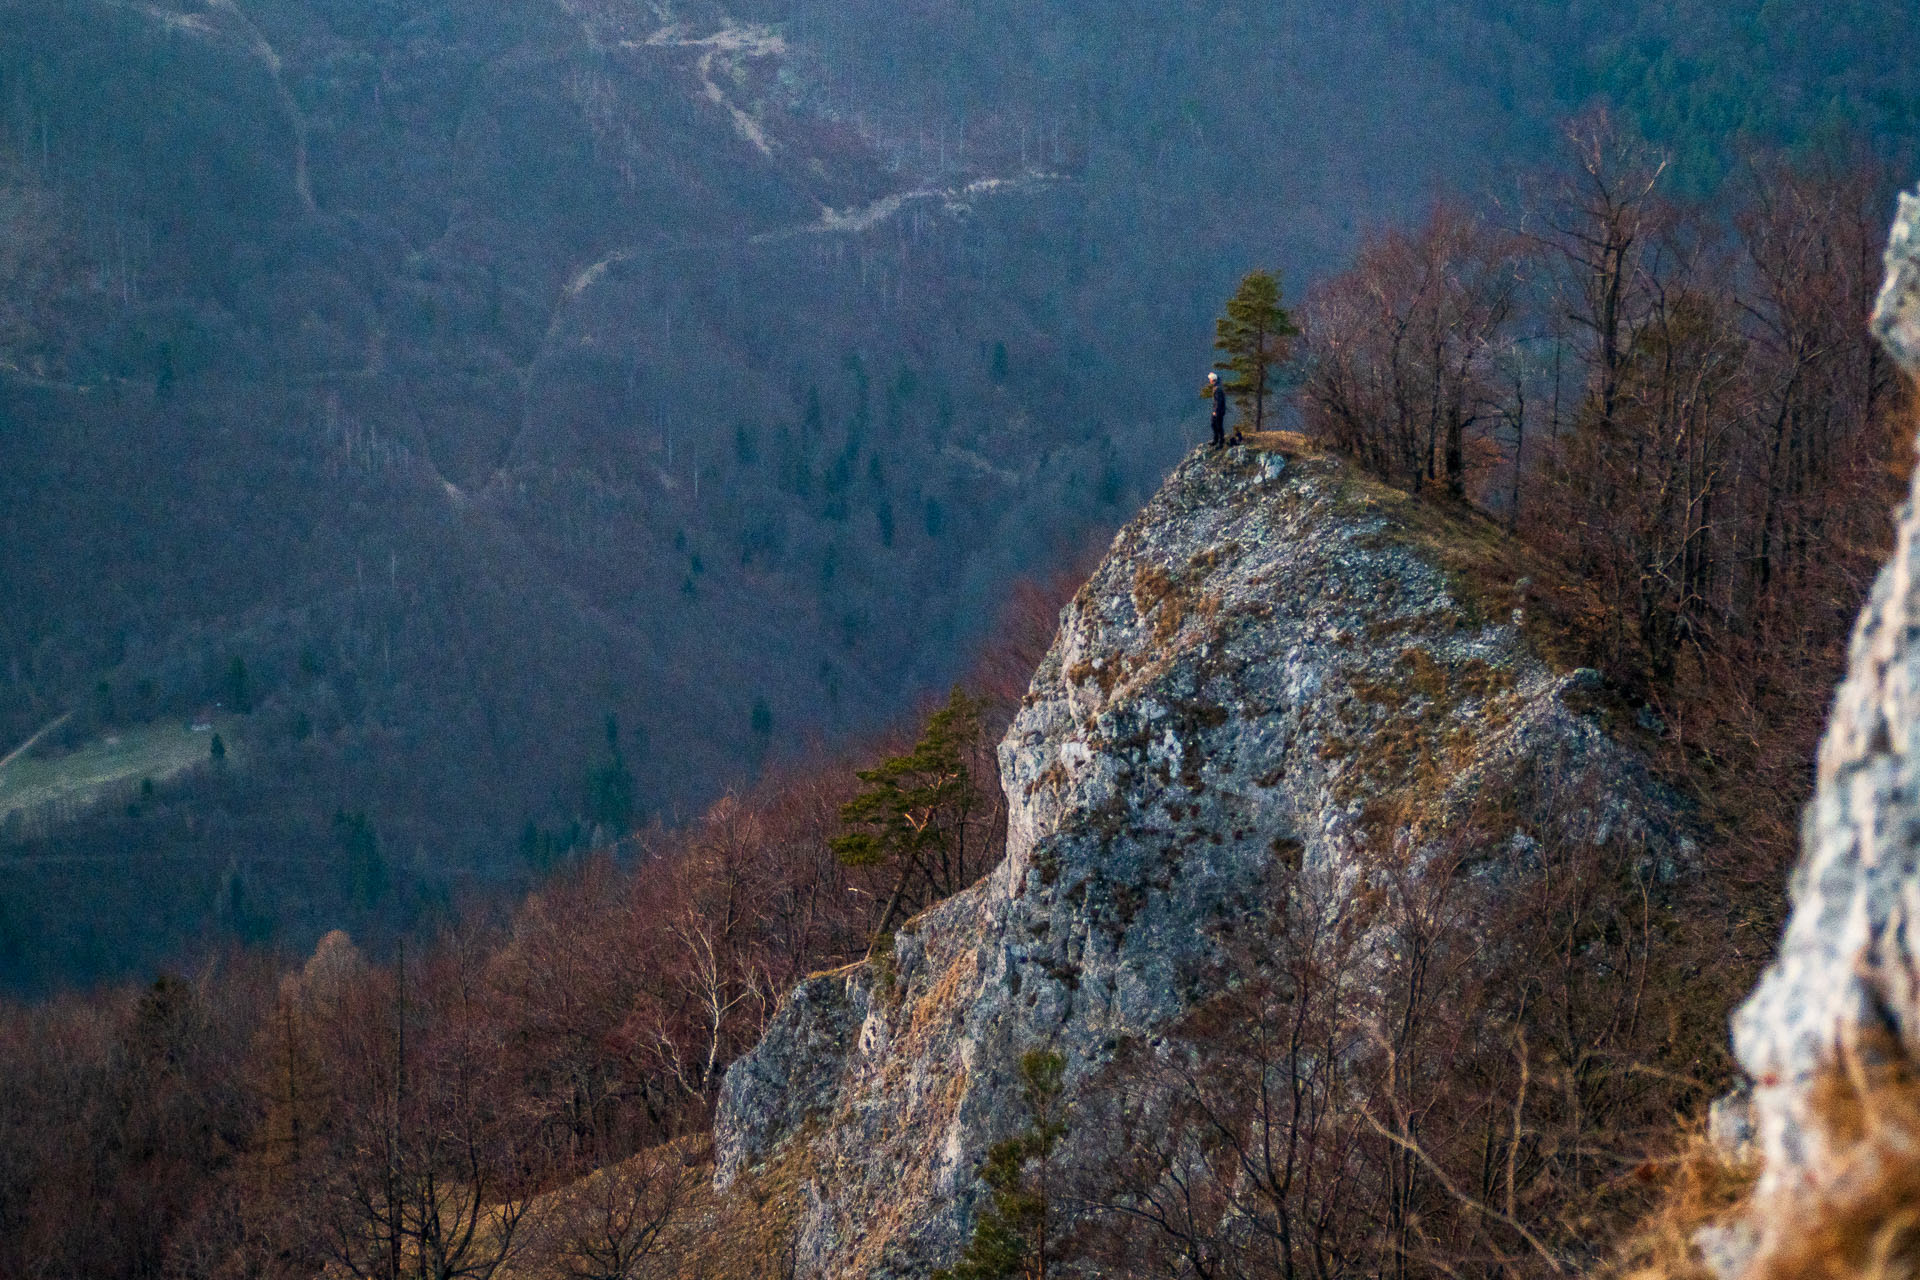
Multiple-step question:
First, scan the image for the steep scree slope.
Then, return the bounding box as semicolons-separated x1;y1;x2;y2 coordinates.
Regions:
712;442;1687;1276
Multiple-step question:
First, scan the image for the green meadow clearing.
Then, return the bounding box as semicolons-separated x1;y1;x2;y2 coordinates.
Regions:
0;719;237;829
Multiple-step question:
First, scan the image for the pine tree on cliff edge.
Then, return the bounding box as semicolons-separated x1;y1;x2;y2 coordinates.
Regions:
832;687;987;950
1214;269;1299;436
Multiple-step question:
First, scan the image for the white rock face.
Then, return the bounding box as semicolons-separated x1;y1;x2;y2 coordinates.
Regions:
1874;190;1920;371
1726;188;1920;1263
713;443;1682;1277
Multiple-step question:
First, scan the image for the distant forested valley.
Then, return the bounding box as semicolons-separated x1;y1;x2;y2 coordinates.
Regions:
0;0;1912;992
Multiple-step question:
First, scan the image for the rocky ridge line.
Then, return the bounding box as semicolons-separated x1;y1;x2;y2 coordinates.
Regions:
713;439;1687;1277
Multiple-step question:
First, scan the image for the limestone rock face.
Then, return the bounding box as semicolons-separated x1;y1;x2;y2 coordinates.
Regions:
1726;189;1920;1258
714;443;1681;1277
1873;190;1920;372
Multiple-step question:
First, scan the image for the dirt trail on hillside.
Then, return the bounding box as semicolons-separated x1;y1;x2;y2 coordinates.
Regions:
0;713;71;773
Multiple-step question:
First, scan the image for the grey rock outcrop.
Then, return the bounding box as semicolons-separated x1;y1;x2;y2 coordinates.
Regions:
1873;190;1920;371
1722;188;1920;1269
714;442;1684;1276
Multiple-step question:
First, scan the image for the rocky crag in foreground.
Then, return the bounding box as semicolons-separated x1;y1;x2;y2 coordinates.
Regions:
712;439;1688;1275
1707;190;1920;1277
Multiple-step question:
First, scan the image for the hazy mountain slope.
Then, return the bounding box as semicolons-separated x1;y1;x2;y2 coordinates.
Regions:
0;0;1911;990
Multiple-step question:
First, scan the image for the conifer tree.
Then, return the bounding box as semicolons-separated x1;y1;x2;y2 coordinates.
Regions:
935;1049;1070;1280
332;810;388;908
589;712;637;833
1213;269;1300;434
224;655;253;714
832;687;986;947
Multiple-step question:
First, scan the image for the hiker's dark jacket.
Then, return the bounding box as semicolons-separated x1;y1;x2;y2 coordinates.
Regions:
1211;384;1226;424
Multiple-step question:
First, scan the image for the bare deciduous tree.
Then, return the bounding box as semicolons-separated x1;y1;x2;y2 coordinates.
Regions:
1302;203;1520;497
527;1145;707;1280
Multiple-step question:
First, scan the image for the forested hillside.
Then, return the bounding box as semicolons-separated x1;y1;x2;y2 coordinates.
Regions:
0;2;1913;1264
0;0;1913;991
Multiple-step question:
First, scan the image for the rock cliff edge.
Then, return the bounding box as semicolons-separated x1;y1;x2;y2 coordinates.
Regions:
1714;188;1920;1275
714;440;1687;1276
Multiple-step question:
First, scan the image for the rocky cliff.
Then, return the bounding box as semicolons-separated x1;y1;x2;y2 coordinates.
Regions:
712;439;1689;1276
1708;189;1920;1277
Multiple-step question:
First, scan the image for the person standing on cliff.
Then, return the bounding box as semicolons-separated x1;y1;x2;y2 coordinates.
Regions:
1206;371;1227;451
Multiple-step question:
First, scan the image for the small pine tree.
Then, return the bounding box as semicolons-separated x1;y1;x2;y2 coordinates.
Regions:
935;1049;1070;1280
588;712;638;832
209;732;226;763
333;810;388;908
1213;269;1300;435
831;687;985;947
129;973;196;1070
224;655;253;714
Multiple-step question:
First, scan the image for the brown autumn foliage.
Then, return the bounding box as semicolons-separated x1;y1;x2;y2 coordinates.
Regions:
1067;756;1737;1280
1305;113;1904;943
1301;200;1523;499
0;123;1902;1279
1263;115;1904;1279
0;568;1071;1280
